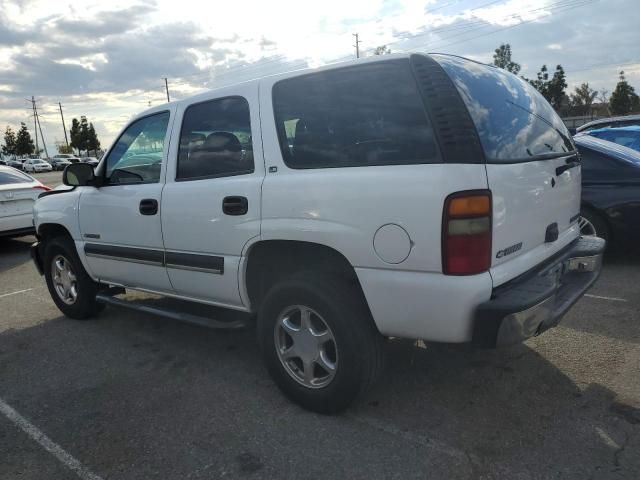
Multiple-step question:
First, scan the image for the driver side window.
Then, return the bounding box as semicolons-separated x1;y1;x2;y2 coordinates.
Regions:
105;112;170;185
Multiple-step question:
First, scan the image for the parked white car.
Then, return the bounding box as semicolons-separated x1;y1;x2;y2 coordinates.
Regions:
31;53;605;412
80;157;100;167
23;158;53;173
0;166;50;237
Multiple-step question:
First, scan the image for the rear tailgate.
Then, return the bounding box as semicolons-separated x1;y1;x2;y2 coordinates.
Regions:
0;185;38;211
435;55;581;286
487;157;581;286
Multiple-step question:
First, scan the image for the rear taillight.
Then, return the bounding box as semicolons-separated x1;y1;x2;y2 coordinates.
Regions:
32;185;51;191
442;190;492;275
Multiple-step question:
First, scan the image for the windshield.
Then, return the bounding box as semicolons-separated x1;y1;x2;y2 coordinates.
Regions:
434;55;575;163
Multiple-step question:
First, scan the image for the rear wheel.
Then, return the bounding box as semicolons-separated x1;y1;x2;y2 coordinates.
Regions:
43;236;104;319
257;272;384;413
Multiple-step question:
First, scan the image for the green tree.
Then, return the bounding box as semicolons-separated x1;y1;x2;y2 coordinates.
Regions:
373;45;391;55
610;71;640;115
69;118;81;154
79;116;90;154
570;82;598;115
15;123;35;156
56;143;74;154
2;126;17;156
87;123;100;155
527;64;567;110
493;43;521;75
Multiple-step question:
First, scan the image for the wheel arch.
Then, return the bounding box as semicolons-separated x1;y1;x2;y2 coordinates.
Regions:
242;239;366;313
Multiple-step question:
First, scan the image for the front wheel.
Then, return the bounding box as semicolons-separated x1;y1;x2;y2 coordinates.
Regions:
257;272;384;413
43;236;104;319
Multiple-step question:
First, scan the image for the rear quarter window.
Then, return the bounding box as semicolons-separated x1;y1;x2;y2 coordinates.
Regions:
0;169;32;184
272;60;440;169
434;55;575;163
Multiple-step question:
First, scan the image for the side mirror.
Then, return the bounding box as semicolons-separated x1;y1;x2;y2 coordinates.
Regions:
63;162;96;187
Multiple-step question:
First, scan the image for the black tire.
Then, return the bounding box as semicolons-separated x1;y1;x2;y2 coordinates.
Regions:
43;235;104;319
257;271;384;413
580;208;610;243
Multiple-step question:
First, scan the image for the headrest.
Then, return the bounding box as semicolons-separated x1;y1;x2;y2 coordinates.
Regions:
204;132;242;152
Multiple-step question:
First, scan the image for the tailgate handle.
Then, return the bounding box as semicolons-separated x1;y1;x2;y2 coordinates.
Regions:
556;160;580;176
545;222;559;243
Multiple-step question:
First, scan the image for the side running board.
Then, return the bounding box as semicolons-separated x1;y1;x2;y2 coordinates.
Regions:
95;289;248;330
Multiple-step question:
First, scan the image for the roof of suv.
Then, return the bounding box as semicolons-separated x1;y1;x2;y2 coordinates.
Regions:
132;53;478;123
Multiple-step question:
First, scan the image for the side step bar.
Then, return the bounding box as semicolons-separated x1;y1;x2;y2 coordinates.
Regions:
96;289;248;330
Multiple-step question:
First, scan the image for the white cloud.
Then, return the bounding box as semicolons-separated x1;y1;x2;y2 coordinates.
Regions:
0;0;639;153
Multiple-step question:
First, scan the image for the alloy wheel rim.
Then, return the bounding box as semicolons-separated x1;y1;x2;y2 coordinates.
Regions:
579;216;597;236
274;305;338;389
51;255;78;305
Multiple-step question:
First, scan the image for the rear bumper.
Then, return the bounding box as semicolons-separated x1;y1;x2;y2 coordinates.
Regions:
473;236;606;348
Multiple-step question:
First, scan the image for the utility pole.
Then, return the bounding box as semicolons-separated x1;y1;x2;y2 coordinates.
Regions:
59;102;69;147
164;78;170;102
31;96;39;155
352;33;361;59
35;108;49;158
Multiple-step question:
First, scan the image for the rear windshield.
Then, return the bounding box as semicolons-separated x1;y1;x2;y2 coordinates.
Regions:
434;55;575;163
0;169;32;185
272;60;439;169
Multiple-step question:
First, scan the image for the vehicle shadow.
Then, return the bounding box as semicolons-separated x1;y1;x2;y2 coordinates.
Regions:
1;305;637;479
564;241;640;344
0;236;35;274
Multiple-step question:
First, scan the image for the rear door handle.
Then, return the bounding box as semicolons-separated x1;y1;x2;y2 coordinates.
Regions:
222;196;248;216
139;198;158;215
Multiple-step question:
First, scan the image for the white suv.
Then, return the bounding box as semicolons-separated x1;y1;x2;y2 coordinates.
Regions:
31;54;604;412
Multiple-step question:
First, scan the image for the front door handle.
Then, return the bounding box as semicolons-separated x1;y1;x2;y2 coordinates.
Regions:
139;198;158;215
222;196;248;216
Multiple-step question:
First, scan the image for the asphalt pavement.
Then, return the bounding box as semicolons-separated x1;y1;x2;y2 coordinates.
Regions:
0;171;638;479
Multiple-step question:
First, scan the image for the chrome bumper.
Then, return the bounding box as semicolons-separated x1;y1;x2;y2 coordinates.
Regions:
473;236;605;348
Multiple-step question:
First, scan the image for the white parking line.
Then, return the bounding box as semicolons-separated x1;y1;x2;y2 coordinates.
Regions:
0;288;33;299
0;397;103;480
585;294;627;302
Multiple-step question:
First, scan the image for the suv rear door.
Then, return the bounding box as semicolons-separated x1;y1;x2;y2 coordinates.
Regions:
435;55;581;286
160;83;263;308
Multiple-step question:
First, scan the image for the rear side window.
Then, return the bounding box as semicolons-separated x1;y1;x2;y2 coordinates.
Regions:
0;169;32;185
177;96;254;180
434;55;575;163
272;60;439;169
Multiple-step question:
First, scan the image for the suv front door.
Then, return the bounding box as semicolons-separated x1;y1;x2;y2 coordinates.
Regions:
78;109;174;292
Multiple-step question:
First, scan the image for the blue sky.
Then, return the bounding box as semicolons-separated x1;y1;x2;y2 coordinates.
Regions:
1;0;638;154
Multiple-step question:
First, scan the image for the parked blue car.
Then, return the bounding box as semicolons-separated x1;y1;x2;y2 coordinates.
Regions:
577;125;640;152
574;135;640;244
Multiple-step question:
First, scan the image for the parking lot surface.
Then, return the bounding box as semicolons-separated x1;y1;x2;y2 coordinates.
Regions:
1;172;639;479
